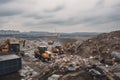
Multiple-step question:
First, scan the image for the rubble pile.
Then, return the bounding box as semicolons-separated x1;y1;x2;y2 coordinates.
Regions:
22;54;84;79
109;64;120;72
66;40;83;54
38;54;108;80
50;55;83;72
69;30;120;57
19;66;38;80
48;74;60;80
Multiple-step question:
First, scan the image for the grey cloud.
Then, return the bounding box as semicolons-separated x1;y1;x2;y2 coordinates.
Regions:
34;15;52;19
96;0;105;6
0;0;120;32
0;0;14;4
40;17;77;26
39;15;99;26
23;18;67;27
43;2;120;26
44;6;64;13
23;21;52;29
0;20;7;24
42;12;120;26
23;22;38;26
0;10;22;17
113;4;120;11
0;9;23;17
23;20;47;27
24;14;53;19
87;7;120;25
78;14;120;26
23;6;64;20
109;14;120;22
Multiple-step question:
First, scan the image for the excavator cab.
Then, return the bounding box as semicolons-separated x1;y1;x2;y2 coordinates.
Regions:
9;42;20;53
38;46;47;53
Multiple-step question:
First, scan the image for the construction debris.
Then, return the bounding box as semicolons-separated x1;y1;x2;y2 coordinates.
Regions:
19;66;38;80
48;74;60;80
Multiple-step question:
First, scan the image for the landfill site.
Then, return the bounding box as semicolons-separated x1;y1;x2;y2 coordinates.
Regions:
0;30;120;80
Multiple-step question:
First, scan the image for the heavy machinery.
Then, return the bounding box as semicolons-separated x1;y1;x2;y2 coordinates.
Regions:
48;40;54;45
34;46;52;61
0;39;23;55
52;46;64;54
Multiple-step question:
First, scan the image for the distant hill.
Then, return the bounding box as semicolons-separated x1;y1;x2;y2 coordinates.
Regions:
59;32;99;38
0;30;100;38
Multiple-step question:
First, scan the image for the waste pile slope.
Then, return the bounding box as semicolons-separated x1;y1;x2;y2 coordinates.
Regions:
70;30;120;57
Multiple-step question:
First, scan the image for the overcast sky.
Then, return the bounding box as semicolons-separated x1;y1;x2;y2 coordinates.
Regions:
0;0;120;33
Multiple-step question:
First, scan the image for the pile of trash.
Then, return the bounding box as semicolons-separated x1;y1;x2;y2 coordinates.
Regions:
19;66;38;80
37;54;96;80
69;30;120;57
109;64;120;72
48;74;61;80
50;55;84;73
21;49;100;80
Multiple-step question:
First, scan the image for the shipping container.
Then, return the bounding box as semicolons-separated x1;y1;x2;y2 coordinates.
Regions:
0;54;21;75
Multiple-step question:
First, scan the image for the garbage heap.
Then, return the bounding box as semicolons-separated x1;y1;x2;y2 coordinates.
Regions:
50;55;83;73
69;30;120;57
38;54;100;80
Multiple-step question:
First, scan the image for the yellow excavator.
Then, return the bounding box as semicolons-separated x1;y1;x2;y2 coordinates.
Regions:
0;39;24;55
52;46;64;55
0;40;19;54
34;46;52;61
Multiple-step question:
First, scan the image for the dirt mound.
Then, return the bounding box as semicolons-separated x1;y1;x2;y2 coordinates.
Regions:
72;30;120;57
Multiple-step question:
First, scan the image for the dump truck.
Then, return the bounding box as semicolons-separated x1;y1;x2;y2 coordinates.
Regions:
52;46;64;54
34;46;52;61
